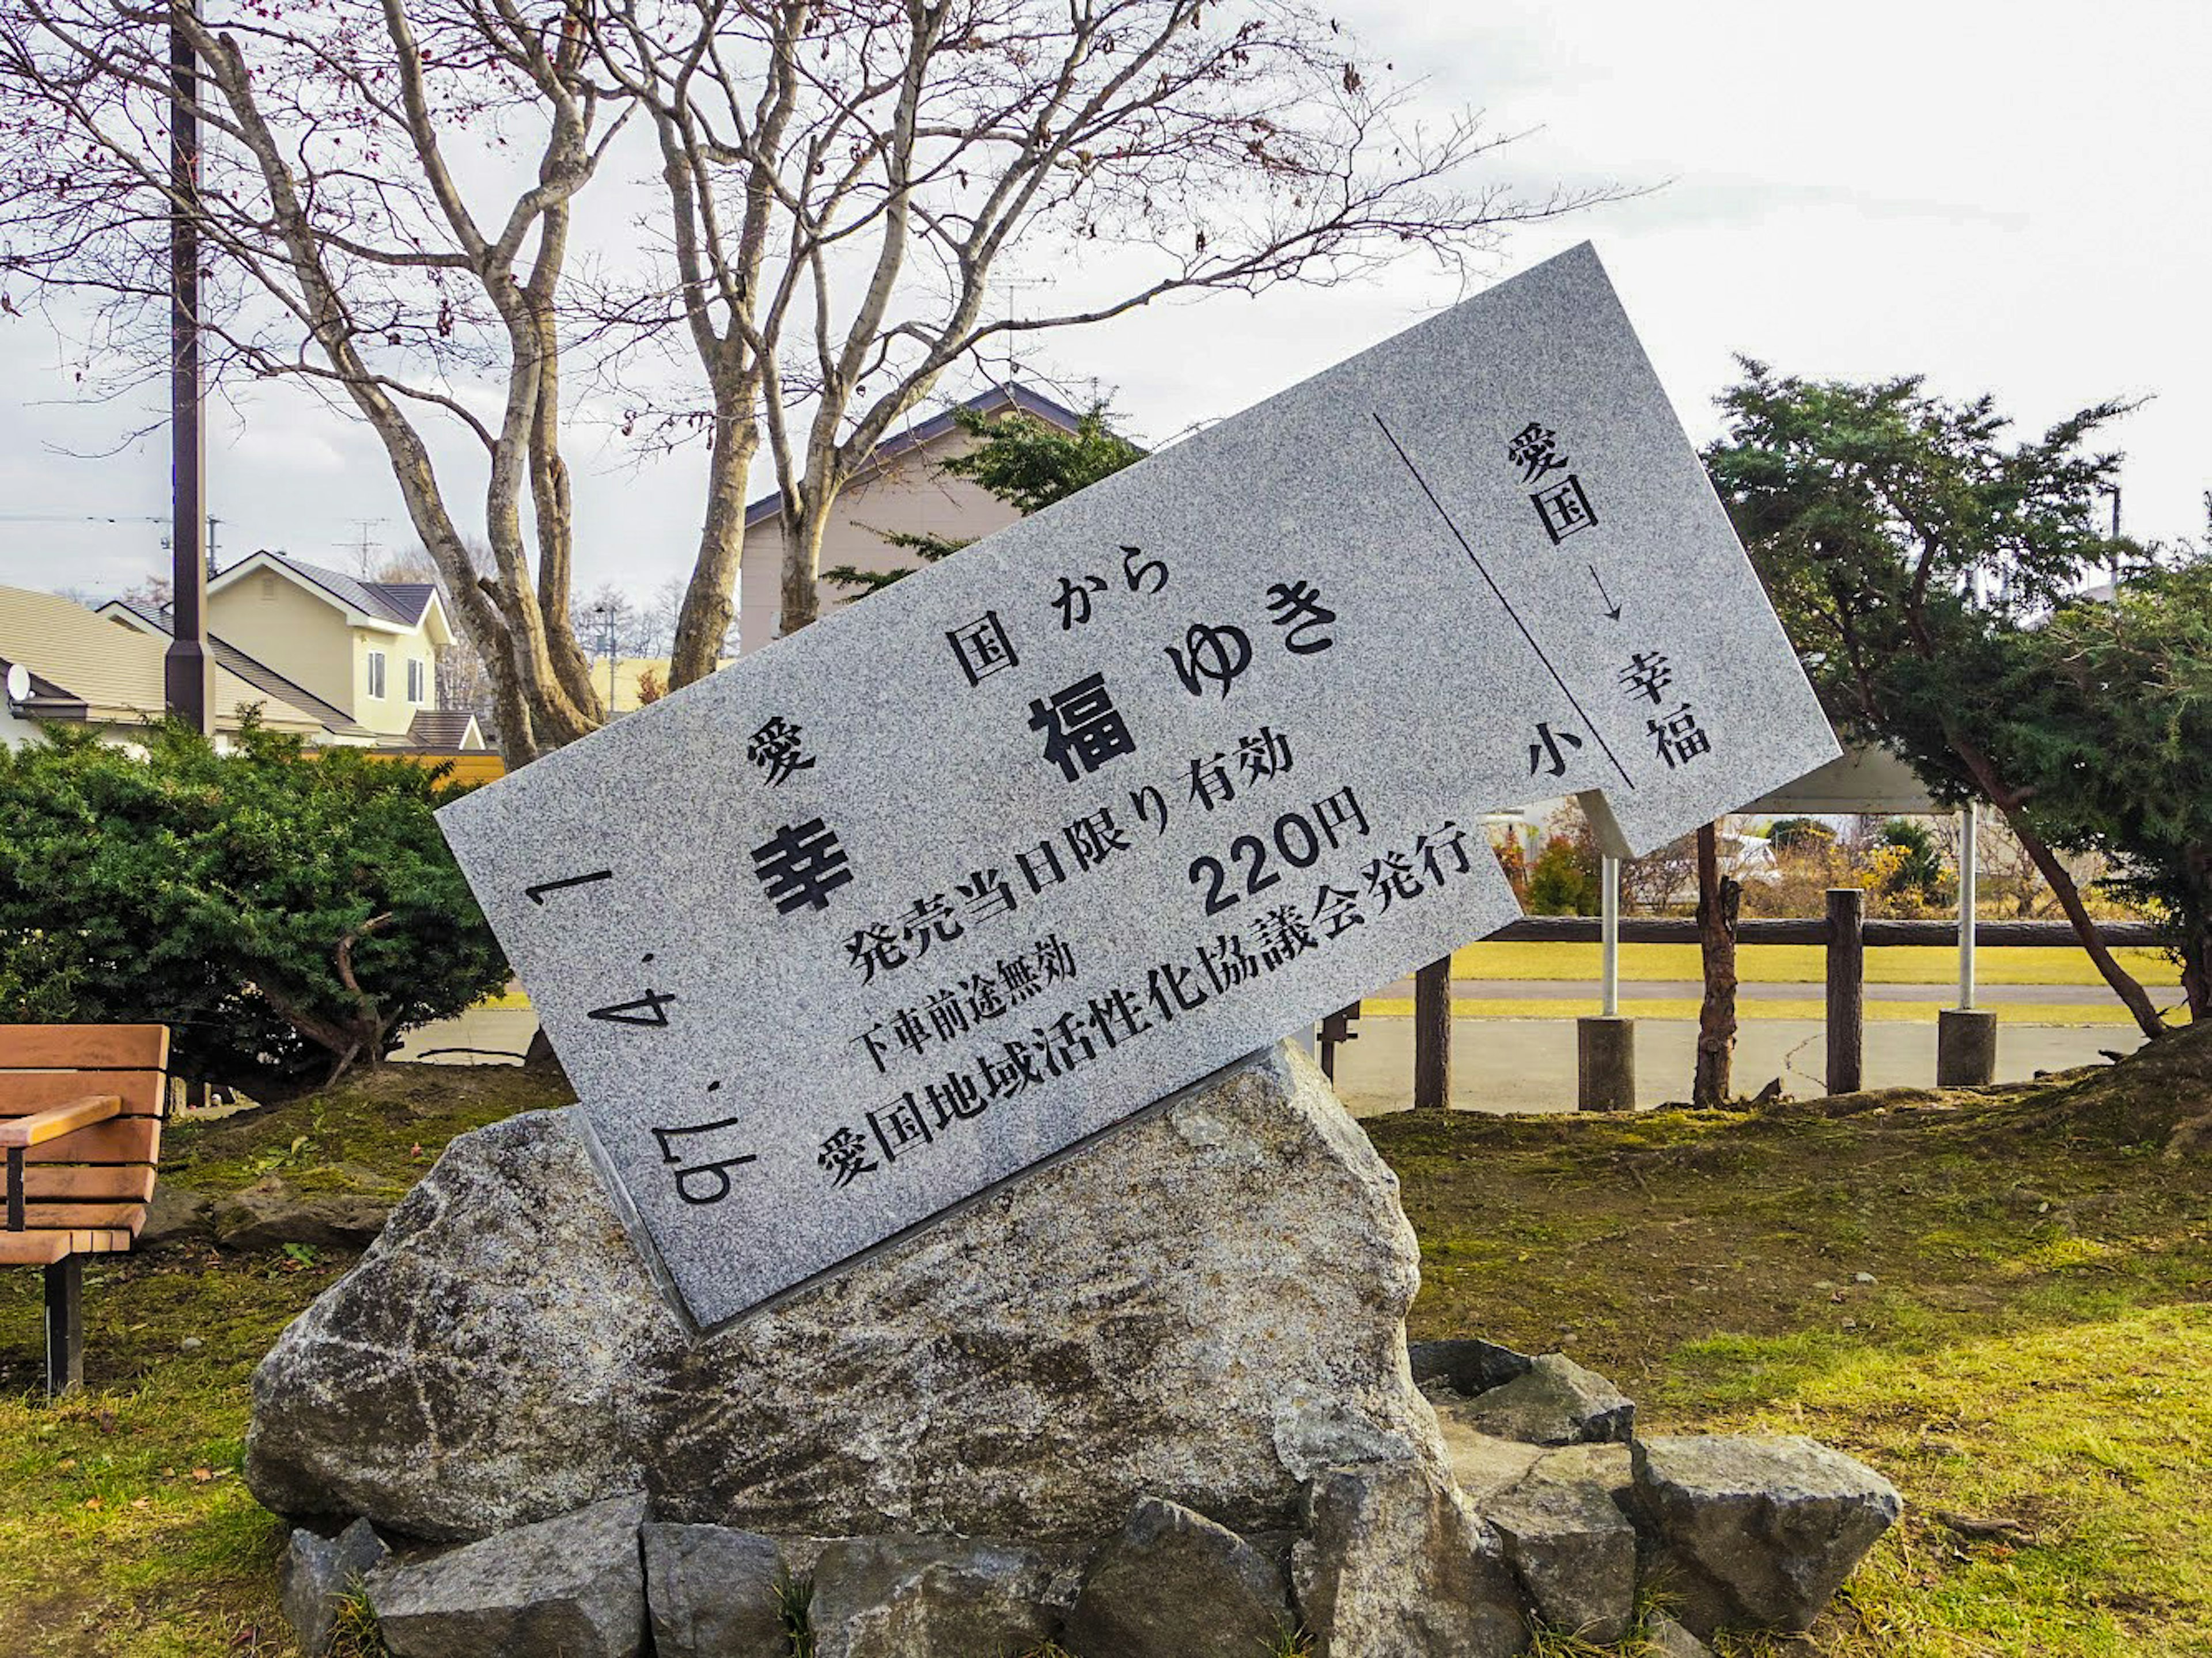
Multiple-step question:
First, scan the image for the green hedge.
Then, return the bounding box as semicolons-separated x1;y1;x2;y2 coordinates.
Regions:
0;719;509;1091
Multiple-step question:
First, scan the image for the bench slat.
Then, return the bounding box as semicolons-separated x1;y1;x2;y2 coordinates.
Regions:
21;1166;157;1204
0;1228;136;1265
0;1231;71;1265
15;1202;146;1235
23;1119;160;1166
0;1025;169;1068
0;1072;164;1117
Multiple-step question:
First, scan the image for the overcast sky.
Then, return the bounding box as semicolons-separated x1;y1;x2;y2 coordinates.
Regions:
2;0;2205;601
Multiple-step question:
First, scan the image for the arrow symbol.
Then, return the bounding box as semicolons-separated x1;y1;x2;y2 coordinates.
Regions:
1588;565;1623;621
525;869;614;906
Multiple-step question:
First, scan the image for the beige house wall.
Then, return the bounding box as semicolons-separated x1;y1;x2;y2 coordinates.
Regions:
739;431;1025;655
207;567;437;739
206;572;353;714
350;628;434;738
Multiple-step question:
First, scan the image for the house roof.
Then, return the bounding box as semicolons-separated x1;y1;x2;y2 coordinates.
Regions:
98;597;377;741
385;708;485;752
209;552;441;629
743;381;1088;530
0;586;329;735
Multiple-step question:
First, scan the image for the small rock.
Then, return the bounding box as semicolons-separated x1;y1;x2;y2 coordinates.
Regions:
809;1535;1058;1658
1461;1354;1634;1446
215;1179;390;1253
643;1523;789;1658
366;1494;647;1658
1291;1459;1524;1658
1063;1497;1291;1658
1853;1272;1877;1285
137;1184;214;1250
1631;1435;1902;1636
1646;1610;1715;1656
1408;1338;1534;1397
180;1337;204;1352
279;1517;388;1656
1532;1442;1634;1510
1438;1425;1544;1506
1484;1466;1637;1644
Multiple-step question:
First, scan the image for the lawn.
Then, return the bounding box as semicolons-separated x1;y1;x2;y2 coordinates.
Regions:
3;1044;2208;1656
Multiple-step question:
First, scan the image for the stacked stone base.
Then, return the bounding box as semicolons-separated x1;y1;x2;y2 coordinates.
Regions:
280;1334;1899;1658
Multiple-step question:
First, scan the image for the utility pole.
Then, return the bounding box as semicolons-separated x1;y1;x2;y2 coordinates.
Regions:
164;0;212;735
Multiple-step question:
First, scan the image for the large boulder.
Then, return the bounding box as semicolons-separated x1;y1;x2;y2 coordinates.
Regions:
247;1043;1449;1547
364;1494;647;1658
1631;1435;1902;1637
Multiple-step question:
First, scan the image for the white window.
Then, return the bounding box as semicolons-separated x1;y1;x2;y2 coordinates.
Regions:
366;650;387;699
407;658;426;703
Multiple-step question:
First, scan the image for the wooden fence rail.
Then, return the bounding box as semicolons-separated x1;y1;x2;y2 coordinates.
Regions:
1486;916;2162;948
1392;901;2164;1110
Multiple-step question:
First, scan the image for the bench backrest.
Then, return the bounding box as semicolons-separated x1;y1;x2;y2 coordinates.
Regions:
1;1025;171;1235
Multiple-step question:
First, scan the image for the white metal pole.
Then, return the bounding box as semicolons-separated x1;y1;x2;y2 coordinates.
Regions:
1958;803;1978;1011
1600;855;1620;1018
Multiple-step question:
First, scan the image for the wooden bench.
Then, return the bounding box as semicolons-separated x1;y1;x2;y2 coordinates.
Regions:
1;1025;171;1396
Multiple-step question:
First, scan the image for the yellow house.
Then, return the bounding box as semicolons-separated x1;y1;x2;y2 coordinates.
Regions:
144;552;483;750
738;383;1085;655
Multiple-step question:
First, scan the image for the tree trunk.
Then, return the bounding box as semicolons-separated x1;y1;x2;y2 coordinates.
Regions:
1692;821;1741;1106
778;496;835;639
1997;803;2166;1039
2180;848;2211;1022
671;405;757;685
1946;737;2168;1039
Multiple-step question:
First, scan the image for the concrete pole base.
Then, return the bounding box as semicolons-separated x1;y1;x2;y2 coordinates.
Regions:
1936;1008;1998;1087
1577;1016;1637;1113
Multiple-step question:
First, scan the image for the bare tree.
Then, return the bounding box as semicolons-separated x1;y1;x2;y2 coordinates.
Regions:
1;0;1622;760
1;0;626;762
592;0;1623;662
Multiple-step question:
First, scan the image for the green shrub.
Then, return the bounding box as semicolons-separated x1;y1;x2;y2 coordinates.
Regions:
1877;816;1948;905
0;718;508;1091
1525;832;1600;916
1766;814;1835;852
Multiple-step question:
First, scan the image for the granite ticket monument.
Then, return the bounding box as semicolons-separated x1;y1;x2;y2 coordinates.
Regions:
248;245;1899;1658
